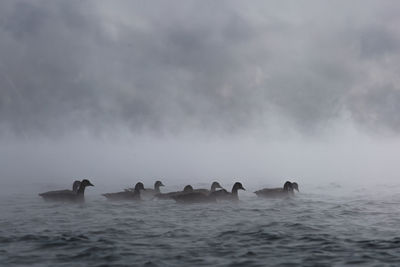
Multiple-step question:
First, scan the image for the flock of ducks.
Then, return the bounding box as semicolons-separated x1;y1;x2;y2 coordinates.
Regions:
39;180;299;203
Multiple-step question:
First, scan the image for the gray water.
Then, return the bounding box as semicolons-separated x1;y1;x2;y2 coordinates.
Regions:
1;183;400;266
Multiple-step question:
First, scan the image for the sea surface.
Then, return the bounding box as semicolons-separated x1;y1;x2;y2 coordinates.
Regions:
1;183;400;266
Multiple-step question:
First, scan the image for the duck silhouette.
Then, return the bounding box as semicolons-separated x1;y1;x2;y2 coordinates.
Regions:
102;182;145;201
154;185;193;200
126;181;164;194
193;181;223;195
254;181;299;198
171;185;217;204
130;181;164;200
209;182;246;201
149;181;165;194
39;179;94;202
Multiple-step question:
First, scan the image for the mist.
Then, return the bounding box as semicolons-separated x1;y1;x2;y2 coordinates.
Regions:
1;0;400;192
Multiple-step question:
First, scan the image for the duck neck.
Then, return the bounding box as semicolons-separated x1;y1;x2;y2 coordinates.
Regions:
135;188;142;194
154;185;161;193
211;184;217;192
77;185;86;195
283;182;292;192
283;185;293;193
231;187;239;199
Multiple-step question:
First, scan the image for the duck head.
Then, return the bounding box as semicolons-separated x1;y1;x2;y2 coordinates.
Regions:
211;181;223;191
134;182;145;191
76;179;94;195
80;179;94;187
232;182;246;192
155;181;164;188
283;181;293;192
154;181;164;193
183;185;194;192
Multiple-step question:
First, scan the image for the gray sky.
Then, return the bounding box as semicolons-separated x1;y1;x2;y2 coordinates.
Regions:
1;1;400;189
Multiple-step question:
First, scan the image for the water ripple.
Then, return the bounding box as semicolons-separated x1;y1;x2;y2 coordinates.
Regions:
2;190;400;266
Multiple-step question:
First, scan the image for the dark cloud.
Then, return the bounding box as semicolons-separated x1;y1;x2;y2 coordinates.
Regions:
1;0;400;137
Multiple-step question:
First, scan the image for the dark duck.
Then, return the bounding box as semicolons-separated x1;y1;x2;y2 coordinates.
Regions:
209;182;246;201
102;182;145;201
193;181;223;195
148;180;165;194
154;185;193;200
172;185;217;204
39;179;94;202
128;181;164;200
254;181;299;198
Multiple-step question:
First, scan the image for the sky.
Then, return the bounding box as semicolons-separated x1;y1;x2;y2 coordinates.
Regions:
1;0;400;191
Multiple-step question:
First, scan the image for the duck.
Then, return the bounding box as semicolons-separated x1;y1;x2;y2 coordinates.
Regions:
102;182;145;201
193;181;223;195
148;180;165;194
127;181;164;200
209;182;246;201
126;181;164;193
172;185;217;204
254;181;299;198
154;185;193;200
39;179;94;202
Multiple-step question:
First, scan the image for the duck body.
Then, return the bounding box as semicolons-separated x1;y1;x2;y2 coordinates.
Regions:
210;182;245;201
155;185;193;200
102;191;140;201
103;182;145;201
255;181;299;198
192;182;223;195
39;189;81;202
209;189;230;199
39;179;94;202
193;189;210;195
254;188;288;198
137;181;164;200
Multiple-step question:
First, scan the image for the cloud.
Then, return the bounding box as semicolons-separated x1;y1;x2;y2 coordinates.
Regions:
1;0;400;137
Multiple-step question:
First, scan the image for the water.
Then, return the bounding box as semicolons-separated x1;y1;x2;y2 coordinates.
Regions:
1;183;400;266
